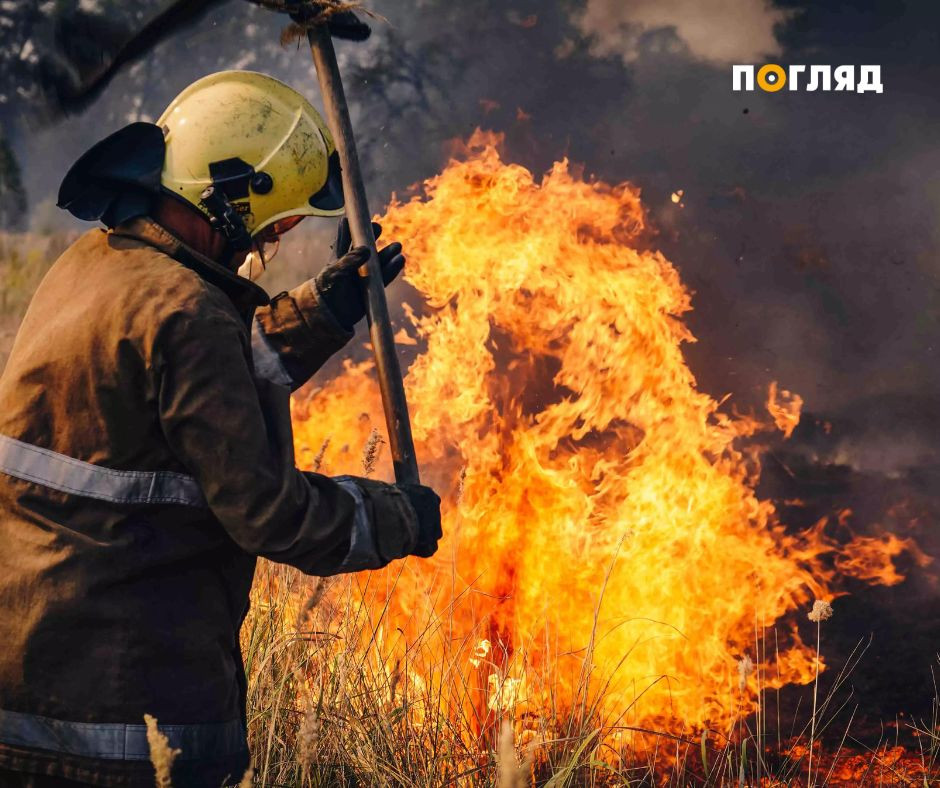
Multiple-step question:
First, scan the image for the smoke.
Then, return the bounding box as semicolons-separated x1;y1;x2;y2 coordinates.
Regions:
571;0;790;64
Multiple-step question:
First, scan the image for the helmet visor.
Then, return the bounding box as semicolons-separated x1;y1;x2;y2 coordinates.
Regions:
237;237;280;281
309;151;344;212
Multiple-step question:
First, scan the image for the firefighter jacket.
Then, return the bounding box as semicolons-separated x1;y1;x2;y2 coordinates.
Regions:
0;218;418;786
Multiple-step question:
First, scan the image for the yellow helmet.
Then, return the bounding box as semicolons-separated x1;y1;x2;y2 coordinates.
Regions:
157;70;344;239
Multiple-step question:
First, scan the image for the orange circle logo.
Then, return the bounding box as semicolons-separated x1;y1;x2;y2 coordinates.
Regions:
757;64;787;92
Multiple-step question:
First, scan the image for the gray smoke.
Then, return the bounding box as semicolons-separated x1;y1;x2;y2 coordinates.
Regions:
571;0;791;64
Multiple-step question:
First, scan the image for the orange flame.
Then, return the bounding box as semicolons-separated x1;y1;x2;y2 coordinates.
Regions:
834;533;931;587
767;381;803;439
290;131;920;736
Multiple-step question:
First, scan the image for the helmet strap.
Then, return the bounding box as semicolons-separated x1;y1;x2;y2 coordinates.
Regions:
199;185;252;253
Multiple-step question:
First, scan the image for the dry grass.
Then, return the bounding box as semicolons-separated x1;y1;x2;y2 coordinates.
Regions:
237;537;940;787
241;558;608;786
242;560;493;786
144;714;181;788
0;231;75;369
360;427;385;477
236;555;940;786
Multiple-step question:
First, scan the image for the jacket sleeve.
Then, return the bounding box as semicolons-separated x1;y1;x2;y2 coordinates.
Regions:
251;280;353;391
153;294;415;575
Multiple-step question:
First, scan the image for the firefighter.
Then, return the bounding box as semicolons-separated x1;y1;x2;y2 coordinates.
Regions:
0;71;442;787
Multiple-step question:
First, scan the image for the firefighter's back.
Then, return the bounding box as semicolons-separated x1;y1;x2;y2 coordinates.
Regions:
0;227;253;786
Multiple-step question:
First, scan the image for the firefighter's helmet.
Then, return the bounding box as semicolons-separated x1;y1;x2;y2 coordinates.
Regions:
157;70;344;238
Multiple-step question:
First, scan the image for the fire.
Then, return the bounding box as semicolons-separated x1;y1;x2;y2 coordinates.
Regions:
290;131;919;740
767;381;803;439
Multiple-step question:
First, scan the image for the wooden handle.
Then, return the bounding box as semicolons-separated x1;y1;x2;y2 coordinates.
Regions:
307;25;420;485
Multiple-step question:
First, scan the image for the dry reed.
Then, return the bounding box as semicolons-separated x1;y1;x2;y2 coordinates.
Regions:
144;714;181;788
360;427;384;476
807;599;834;788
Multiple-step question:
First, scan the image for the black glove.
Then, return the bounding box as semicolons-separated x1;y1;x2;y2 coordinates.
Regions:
314;218;405;331
398;483;442;558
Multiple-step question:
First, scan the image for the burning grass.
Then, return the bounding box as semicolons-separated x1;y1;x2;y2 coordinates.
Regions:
249;132;937;784
240;556;939;785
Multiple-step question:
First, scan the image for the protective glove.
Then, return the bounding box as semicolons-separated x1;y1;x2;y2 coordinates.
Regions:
334;476;442;566
398;483;443;558
314;218;405;331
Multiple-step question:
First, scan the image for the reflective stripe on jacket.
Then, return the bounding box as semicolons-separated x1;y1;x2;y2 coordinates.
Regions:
0;219;417;787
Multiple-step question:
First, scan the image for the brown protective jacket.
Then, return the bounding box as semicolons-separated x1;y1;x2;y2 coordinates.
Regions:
0;219;416;786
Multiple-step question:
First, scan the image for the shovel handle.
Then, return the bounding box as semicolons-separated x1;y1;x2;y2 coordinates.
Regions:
306;25;420;485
